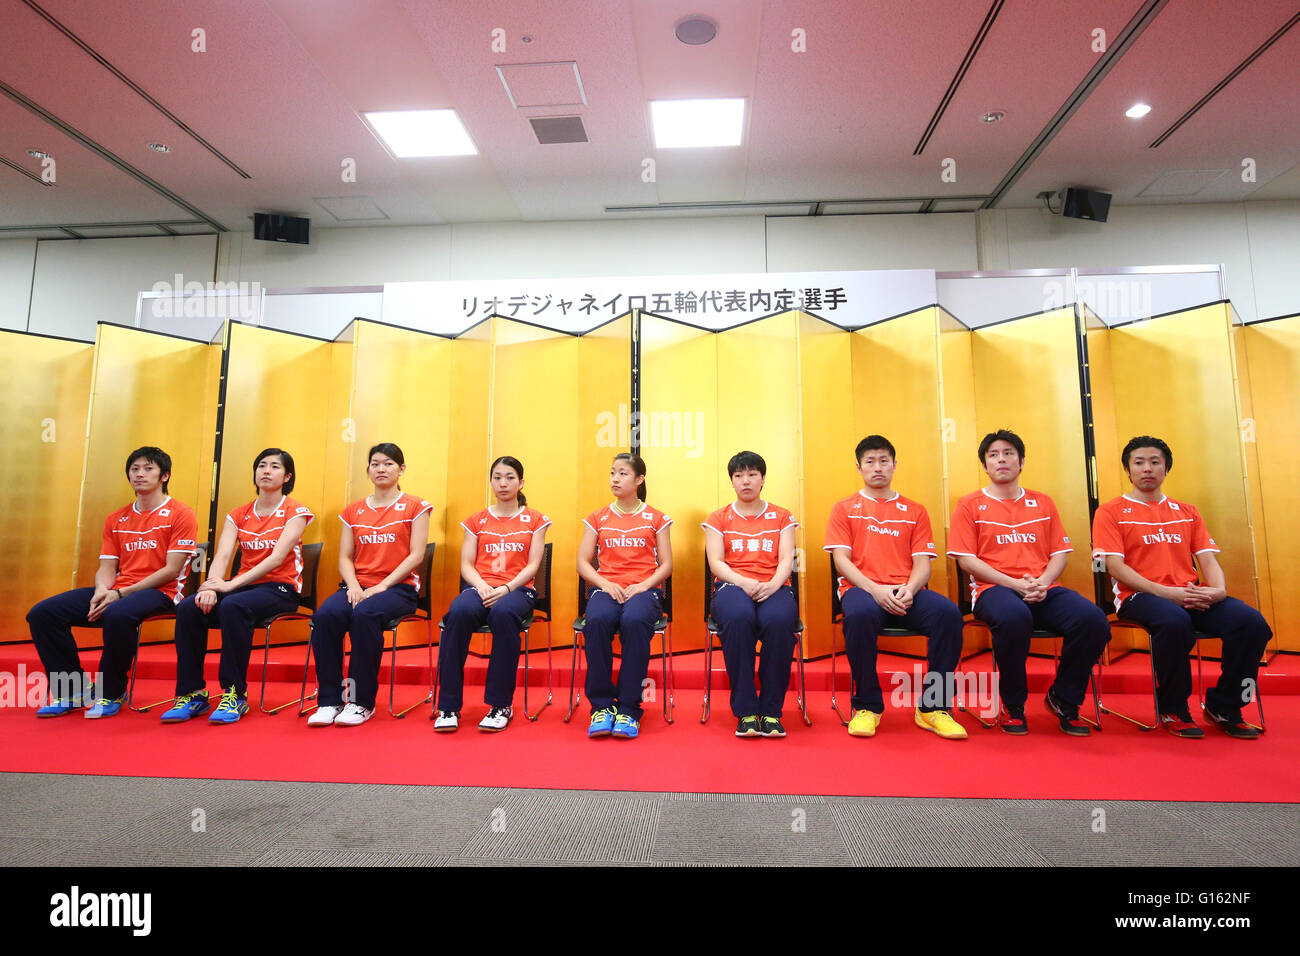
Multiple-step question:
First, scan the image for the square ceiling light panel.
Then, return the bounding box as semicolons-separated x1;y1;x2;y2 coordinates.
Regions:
497;61;587;109
364;110;478;157
650;98;745;148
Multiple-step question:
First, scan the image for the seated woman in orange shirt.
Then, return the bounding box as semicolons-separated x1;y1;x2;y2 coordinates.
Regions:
308;442;432;728
434;456;550;733
577;452;673;741
163;447;313;725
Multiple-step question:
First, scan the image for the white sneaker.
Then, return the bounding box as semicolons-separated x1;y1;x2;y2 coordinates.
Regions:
334;703;374;727
433;710;459;732
478;706;513;732
307;705;342;728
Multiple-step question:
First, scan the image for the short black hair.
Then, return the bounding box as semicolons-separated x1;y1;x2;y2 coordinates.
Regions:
1122;435;1172;471
855;435;896;462
254;447;296;495
125;446;172;494
978;429;1025;462
727;450;766;477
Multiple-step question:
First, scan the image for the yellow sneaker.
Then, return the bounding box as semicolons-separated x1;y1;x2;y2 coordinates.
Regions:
914;708;968;740
847;709;881;737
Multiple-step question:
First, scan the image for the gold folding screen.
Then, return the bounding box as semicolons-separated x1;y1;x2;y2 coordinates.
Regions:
216;323;340;646
1087;303;1277;655
1241;316;1300;651
77;325;220;646
2;290;1293;665
0;332;94;643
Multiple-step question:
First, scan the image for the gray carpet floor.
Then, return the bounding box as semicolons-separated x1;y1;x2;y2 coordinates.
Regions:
1;772;1295;866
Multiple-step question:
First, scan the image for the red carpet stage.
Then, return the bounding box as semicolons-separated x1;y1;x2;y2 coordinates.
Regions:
1;645;1297;802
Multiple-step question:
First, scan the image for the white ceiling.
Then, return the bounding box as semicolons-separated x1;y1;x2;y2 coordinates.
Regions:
0;0;1296;237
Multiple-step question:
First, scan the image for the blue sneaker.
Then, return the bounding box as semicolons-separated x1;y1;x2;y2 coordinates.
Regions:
84;697;124;719
36;688;94;718
588;707;615;737
611;713;640;739
208;687;248;724
160;691;210;723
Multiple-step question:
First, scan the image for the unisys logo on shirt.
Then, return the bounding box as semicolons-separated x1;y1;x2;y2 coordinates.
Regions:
483;541;527;554
124;540;158;552
242;538;275;551
357;532;397;544
604;535;647;548
995;532;1038;544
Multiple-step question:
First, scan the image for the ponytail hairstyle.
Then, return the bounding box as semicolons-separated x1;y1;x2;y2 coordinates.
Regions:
367;442;406;489
613;452;647;501
253;447;295;494
490;455;526;507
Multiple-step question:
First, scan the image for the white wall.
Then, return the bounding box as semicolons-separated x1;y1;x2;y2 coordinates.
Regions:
765;213;978;273
3;201;1297;341
27;235;217;340
0;239;37;332
979;202;1294;324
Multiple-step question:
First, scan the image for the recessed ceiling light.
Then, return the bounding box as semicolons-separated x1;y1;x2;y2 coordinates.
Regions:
27;148;50;159
980;110;1006;124
1125;103;1151;118
650;98;745;148
675;16;718;45
148;142;172;152
364;109;478;157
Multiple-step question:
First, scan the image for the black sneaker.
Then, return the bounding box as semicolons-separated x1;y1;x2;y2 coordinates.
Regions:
760;716;786;738
1045;688;1091;736
735;715;761;737
1158;711;1205;739
1203;703;1260;739
1000;708;1028;735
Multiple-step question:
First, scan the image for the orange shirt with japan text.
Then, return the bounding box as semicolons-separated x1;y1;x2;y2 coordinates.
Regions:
823;490;936;595
584;502;672;589
100;496;199;603
947;488;1071;604
227;495;315;592
340;493;434;589
1092;493;1218;609
462;506;551;590
703;501;797;583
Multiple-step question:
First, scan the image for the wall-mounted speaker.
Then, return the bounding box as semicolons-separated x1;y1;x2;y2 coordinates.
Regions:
253;213;310;244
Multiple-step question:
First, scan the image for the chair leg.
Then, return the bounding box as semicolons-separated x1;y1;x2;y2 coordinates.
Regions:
297;636;316;717
389;625;433;719
260;624;316;715
659;626;672;725
795;634;811;727
126;627;174;713
429;624;445;720
564;631;582;722
958;655;999;729
665;623;675;723
700;631;714;724
829;623;849;727
521;622;552;722
1096;642;1158;731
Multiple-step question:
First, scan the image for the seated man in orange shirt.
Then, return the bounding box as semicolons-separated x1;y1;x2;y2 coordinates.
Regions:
28;446;198;718
948;430;1110;736
1092;435;1271;739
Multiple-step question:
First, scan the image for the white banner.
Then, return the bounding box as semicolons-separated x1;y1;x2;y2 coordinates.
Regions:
383;269;936;335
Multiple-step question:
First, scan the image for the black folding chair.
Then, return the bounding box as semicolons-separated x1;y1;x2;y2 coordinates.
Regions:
566;564;674;725
700;561;809;727
249;542;325;714
296;542;437;720
954;565;1101;730
432;542;553;721
123;543;207;712
826;562;928;727
1099;618;1265;733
